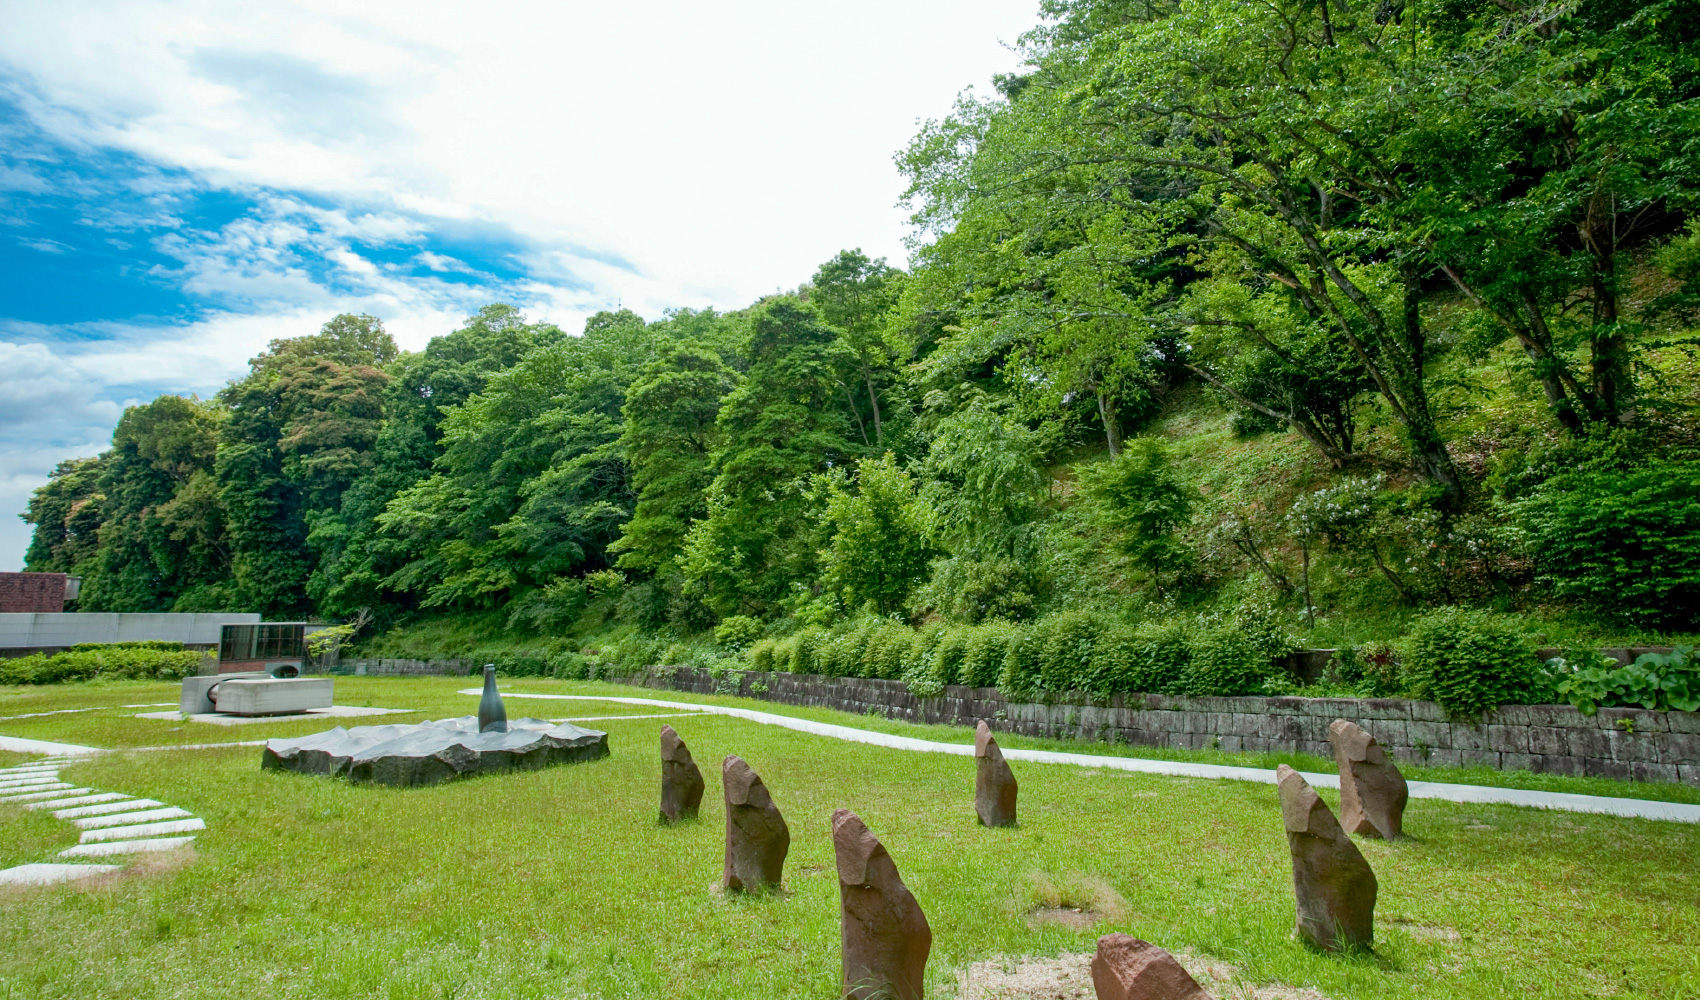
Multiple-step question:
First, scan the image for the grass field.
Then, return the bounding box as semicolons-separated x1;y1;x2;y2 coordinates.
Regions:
2;677;1698;999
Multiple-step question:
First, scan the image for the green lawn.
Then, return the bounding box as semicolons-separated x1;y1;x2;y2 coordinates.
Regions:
2;678;1697;999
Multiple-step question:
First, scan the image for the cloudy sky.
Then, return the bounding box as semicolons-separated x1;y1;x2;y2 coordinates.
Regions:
0;0;1040;570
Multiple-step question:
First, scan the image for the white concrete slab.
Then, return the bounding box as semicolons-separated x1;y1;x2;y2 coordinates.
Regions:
22;792;127;810
0;764;62;772
474;690;1700;825
80;818;204;842
0;784;78;801
0;736;100;755
134;705;411;726
60;837;195;858
55;798;164;819
0;863;121;886
0;777;60;790
75;807;191;829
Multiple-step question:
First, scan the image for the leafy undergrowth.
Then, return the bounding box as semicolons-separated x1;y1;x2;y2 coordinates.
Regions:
0;679;1697;999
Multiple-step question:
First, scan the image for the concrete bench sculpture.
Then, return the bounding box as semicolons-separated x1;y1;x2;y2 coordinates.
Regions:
179;670;334;717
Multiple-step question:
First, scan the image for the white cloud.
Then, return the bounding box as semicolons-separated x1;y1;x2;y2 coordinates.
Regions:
0;0;1039;310
0;0;1044;569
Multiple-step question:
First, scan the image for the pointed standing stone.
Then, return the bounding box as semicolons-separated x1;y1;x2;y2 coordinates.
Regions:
1090;934;1208;1000
833;809;931;1000
477;665;507;733
973;721;1018;827
722;755;789;891
1277;764;1377;951
1328;719;1408;839
659;725;705;824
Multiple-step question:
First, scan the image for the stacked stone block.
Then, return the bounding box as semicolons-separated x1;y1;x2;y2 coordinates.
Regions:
626;665;1700;787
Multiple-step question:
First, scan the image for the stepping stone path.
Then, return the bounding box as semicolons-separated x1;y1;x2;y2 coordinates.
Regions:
0;756;204;886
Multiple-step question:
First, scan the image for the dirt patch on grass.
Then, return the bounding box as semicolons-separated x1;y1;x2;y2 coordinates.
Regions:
956;950;1331;1000
1015;872;1129;932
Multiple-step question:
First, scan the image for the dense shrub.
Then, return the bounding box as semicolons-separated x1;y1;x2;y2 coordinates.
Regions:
1522;456;1700;628
1036;610;1111;696
713;615;765;652
961;621;1018;688
68;640;185;653
1329;642;1405;698
998;625;1045;701
1401;606;1537;718
861;620;913;680
1181;623;1275;696
1097;620;1191;695
547;650;590;679
746;638;778;672
791;625;828;674
929;626;971;688
0;647;204;685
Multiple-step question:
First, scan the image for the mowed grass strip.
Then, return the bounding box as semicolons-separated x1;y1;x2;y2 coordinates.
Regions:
1;698;1697;1000
6;676;1700;806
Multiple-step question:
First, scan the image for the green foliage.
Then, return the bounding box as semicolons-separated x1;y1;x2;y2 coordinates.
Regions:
960;620;1018;689
0;647;204;685
811;454;933;615
1099;620;1192;696
1075;438;1195;594
1402;607;1538;719
1548;647;1700;715
713;615;765;652
1521;456;1700;628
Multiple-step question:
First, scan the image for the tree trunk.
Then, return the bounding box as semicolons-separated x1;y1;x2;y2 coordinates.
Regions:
1097;390;1122;458
862;363;884;446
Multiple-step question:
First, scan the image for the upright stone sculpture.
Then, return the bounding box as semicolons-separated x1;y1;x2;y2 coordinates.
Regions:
659;724;705;824
1276;764;1377;951
833;809;931;1000
722;755;789;891
476;664;508;734
1089;934;1208;1000
973;720;1018;827
1328;719;1408;839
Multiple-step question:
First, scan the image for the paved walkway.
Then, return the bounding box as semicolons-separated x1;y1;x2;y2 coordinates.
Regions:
464;690;1700;825
0;756;204;886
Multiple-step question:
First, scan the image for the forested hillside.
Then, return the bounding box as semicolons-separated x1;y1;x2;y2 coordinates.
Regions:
22;1;1700;696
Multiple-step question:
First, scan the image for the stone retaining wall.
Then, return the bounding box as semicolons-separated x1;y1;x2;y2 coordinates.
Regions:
616;666;1700;786
336;658;472;676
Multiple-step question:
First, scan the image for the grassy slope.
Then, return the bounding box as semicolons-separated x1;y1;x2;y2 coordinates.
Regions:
2;679;1699;1000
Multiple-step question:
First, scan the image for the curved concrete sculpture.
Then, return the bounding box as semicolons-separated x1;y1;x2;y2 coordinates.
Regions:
261;716;608;787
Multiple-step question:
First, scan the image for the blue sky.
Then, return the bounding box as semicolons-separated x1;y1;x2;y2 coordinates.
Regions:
0;0;1038;570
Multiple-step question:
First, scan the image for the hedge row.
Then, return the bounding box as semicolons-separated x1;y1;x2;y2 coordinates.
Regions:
0;646;206;685
744;607;1298;702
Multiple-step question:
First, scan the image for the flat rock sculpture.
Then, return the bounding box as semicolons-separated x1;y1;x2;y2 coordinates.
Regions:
1277;764;1377;951
974;720;1018;827
262;716;608;787
833;808;931;1000
1328;719;1408;839
722;755;789;891
1090;934;1208;1000
659;724;705;824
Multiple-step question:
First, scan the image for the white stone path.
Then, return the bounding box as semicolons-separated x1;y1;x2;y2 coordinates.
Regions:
0;755;204;886
467;690;1700;825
